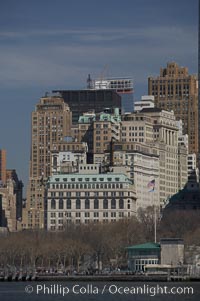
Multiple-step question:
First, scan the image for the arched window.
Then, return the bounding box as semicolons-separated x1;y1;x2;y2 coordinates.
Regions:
51;199;56;209
94;199;99;209
59;198;63;209
111;199;116;209
76;199;81;209
67;199;71;209
85;199;90;209
119;199;124;209
103;199;108;209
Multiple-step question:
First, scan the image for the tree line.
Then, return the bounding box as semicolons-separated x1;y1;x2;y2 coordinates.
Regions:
0;208;200;273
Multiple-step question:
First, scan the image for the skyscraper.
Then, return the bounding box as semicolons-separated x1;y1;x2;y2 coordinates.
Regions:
52;89;121;124
22;95;72;229
0;149;6;185
198;0;200;167
148;62;198;156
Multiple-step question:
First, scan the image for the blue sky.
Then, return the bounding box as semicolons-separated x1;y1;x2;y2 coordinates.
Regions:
0;0;198;192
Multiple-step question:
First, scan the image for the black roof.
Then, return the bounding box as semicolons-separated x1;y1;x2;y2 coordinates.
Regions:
140;107;162;113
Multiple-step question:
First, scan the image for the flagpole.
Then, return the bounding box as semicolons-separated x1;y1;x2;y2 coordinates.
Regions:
148;178;156;243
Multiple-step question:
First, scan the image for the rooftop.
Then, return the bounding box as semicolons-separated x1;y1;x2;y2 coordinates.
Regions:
126;242;160;250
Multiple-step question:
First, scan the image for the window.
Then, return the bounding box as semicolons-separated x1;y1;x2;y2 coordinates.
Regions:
51;199;56;209
59;199;63;209
103;199;108;209
94;199;99;209
111;199;116;209
67;199;71;209
85;199;90;209
119;199;124;209
76;199;81;209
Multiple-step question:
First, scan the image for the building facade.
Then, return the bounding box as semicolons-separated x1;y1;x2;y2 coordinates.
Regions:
6;169;23;220
52;89;121;123
148;62;198;155
187;153;199;180
0;149;6;185
160;238;184;266
140;108;180;207
127;243;160;273
22;96;72;229
103;141;160;211
74;108;121;163
198;1;200;168
0;179;17;231
120;107;185;207
46;165;136;230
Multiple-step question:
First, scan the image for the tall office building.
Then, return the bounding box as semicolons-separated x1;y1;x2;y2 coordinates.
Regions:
198;0;200;168
0;149;6;185
148;62;198;156
6;169;23;220
0;179;17;231
121;108;181;207
91;77;134;113
22;95;72;229
52;89;121;124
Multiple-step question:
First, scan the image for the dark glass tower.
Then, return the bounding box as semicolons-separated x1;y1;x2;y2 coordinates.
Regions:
52;89;121;124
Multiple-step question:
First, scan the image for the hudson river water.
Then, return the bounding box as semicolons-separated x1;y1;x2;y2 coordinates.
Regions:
0;281;200;301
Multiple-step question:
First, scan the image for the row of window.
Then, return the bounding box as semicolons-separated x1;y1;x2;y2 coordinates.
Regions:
54;177;121;182
49;211;126;223
50;198;128;210
50;183;125;189
122;126;144;131
51;211;126;218
50;191;126;197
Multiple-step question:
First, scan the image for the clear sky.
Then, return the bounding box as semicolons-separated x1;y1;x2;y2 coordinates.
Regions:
0;0;198;192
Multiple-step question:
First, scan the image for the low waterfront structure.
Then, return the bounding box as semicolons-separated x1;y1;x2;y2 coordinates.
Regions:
127;239;185;273
160;238;184;265
127;243;160;272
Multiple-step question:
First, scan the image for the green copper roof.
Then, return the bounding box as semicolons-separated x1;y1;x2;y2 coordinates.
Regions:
126;242;160;250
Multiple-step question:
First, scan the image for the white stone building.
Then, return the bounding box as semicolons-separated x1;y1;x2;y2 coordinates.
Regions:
46;165;136;230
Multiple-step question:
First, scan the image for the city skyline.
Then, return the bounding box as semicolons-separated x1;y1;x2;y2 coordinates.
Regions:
0;0;198;187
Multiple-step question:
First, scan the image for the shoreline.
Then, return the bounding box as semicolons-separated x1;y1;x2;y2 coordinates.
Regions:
1;274;200;282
